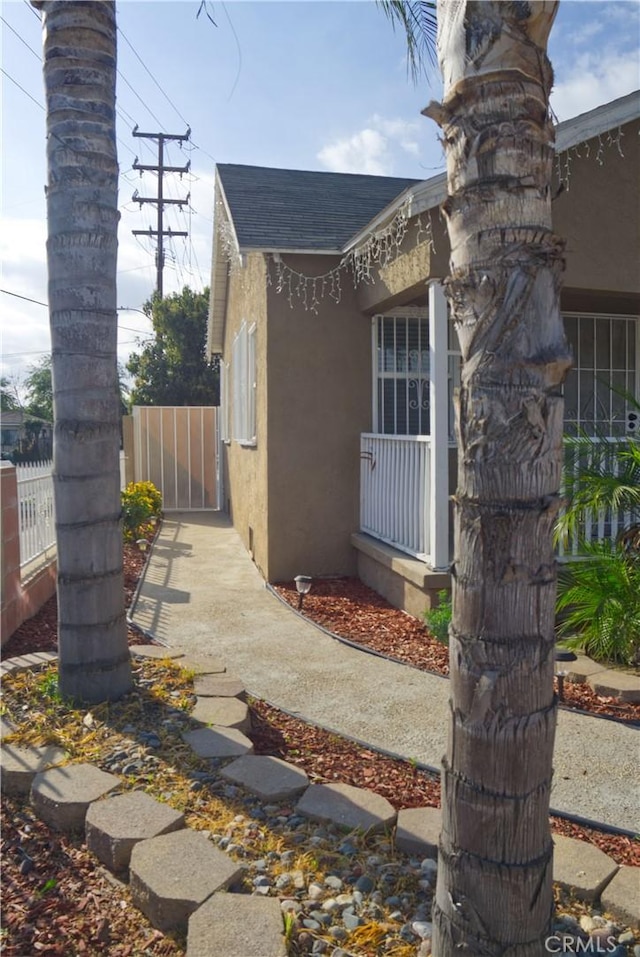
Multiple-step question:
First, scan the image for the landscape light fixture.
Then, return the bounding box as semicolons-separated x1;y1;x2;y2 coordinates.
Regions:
294;575;313;610
554;648;577;701
136;538;149;553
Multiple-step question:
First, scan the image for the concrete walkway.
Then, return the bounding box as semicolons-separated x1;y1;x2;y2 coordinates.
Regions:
130;512;639;834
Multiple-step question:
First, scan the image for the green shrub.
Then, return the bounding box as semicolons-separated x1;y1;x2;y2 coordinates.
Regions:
557;541;640;666
424;589;452;645
121;480;162;542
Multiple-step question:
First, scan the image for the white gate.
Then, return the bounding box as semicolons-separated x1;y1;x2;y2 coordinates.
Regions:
132;406;218;510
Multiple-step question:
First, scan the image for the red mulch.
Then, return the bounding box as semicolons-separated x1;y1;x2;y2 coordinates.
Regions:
273;577;640;724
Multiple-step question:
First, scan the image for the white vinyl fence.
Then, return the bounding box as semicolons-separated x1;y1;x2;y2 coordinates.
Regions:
16;461;56;568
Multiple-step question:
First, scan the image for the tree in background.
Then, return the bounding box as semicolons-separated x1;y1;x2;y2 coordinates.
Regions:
383;1;568;952
1;377;20;412
127;286;218;407
37;0;132;703
24;356;53;421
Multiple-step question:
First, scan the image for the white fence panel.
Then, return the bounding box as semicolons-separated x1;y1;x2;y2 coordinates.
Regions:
360;434;431;561
16;460;56;567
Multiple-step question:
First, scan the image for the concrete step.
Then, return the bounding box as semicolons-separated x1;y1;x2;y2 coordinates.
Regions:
30;763;120;832
296;782;397;834
553;834;619;902
129;828;243;933
130;644;185;660
183;726;254;759
395;806;441;859
221;755;309;802
600;865;640;929
1;743;67;797
187;892;286;957
193;673;246;698
178;654;226;675
86;790;185;873
191;696;251;734
587;670;640;704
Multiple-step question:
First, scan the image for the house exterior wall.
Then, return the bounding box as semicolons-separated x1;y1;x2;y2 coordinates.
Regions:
221;252;270;577
265;254;371;582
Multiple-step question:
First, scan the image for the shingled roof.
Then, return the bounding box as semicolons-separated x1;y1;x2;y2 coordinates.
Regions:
216;164;420;253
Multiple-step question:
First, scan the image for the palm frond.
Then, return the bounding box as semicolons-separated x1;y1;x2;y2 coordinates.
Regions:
378;0;438;83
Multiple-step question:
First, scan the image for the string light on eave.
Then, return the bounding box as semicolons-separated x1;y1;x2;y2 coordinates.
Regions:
555;125;625;192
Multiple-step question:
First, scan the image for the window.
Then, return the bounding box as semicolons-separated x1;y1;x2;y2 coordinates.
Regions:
563;314;638;437
374;312;430;434
231;321;257;445
220;362;230;443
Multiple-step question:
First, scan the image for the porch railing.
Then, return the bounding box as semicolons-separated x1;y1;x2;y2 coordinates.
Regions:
360;434;430;561
16;460;56;568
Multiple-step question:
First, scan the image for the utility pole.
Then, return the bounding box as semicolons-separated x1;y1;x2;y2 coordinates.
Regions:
131;127;191;299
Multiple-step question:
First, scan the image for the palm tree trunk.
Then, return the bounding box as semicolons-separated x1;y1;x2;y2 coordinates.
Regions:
40;0;132;703
424;2;570;952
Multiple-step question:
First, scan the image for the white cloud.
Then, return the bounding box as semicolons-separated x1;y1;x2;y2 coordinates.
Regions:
317;114;426;175
551;48;640;122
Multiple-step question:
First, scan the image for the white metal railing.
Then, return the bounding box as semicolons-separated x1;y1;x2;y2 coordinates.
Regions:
558;437;637;557
360;433;431;561
16;460;56;568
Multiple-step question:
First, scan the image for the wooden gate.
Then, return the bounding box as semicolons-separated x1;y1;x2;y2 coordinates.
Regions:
131;407;218;510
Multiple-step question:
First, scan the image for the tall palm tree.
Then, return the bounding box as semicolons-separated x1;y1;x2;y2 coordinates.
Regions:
383;2;568;953
37;0;132;703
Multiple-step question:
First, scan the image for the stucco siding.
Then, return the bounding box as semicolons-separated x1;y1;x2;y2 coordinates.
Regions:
265;255;371;581
222;252;269;576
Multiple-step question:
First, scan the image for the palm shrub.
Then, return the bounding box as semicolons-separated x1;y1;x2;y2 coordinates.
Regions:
121;481;162;542
556;398;640;665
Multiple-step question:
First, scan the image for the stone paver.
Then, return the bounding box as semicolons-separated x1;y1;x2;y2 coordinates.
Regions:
221;755;309;802
553;834;619;901
600;865;640;929
130;644;185;660
296;782;397;833
191;696;251;734
30;764;120;832
395;806;441;859
1;743;67;797
587;670;640;704
564;654;607;685
187;892;286;957
193;673;245;698
0;651;57;677
178;655;226;675
86;791;185;873
182;726;254;759
0;715;16;740
129;829;243;933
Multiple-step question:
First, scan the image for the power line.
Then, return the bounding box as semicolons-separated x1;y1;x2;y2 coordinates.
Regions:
117;26;190;128
1;289;47;308
117;69;166;131
1;68;44;111
0;15;41;60
22;0;41;21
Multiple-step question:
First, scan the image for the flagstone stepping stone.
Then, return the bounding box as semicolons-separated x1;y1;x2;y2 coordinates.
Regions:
0;651;57;677
130;644;185;660
1;743;67;797
553;834;619;901
130;829;243;933
178;654;226;675
600;865;640;929
587;669;640;704
395;806;441;858
564;654;607;685
296;782;397;834
30;763;120;832
182;726;254;759
191;697;251;734
86;790;185;873
193;673;245;698
0;715;16;740
187;892;286;957
221;755;309;802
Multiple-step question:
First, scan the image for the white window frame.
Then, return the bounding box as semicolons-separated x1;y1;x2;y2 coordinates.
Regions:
220;361;231;443
232;320;257;446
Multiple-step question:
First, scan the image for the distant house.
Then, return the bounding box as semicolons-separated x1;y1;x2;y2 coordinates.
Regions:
0;411;53;461
207;91;640;617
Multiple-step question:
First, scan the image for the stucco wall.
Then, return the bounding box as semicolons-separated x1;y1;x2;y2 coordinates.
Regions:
222;253;270;577
265;254;371;582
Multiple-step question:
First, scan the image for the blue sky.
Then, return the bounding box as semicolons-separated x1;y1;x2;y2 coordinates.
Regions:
1;0;639;391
